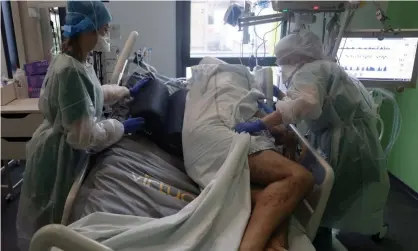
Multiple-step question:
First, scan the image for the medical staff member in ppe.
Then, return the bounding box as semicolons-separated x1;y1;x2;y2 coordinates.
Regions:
16;1;148;248
235;31;390;236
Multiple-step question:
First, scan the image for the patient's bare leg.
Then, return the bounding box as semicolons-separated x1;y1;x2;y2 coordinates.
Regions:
251;188;289;250
266;218;290;251
240;150;314;251
251;188;290;251
251;188;290;250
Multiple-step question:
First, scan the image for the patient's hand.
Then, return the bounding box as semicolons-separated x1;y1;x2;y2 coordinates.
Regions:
254;111;298;160
270;125;294;143
270;125;298;160
298;144;308;162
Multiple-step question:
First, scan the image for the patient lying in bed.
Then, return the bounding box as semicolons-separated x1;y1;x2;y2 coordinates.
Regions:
182;62;314;251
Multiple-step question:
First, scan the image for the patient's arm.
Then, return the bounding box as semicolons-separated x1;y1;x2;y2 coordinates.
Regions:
255;112;298;160
261;110;284;128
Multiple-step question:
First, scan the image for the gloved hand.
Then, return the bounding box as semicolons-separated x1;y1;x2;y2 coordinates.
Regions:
261;85;280;98
273;86;279;98
129;78;151;97
258;101;274;114
235;120;267;134
123;117;145;134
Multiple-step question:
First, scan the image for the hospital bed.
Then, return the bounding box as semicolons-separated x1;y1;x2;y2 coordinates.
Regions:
26;45;334;249
29;120;334;251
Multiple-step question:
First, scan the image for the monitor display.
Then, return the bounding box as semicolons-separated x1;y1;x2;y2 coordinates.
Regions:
337;37;418;82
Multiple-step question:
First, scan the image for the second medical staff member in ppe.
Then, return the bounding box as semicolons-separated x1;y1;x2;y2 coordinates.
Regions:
235;31;390;236
16;1;148;248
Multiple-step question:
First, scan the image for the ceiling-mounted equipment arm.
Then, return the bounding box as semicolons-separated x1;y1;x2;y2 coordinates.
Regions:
271;1;346;13
238;12;290;30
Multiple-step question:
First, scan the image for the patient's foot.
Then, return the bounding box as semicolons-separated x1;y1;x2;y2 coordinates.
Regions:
238;243;264;251
266;227;289;251
266;239;288;251
266;248;288;251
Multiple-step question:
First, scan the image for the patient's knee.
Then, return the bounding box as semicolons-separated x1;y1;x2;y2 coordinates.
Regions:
248;150;314;192
292;165;314;194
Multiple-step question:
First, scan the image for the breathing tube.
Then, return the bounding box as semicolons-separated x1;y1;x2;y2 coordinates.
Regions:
372;88;402;157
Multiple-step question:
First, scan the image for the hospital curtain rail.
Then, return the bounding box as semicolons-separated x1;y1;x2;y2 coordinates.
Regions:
175;0;287;78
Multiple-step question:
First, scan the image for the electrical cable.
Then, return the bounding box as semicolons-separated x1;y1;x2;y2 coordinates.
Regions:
336;37;348;64
255;23;281;59
252;5;280;60
252;8;266;63
253;9;265;41
273;20;278;51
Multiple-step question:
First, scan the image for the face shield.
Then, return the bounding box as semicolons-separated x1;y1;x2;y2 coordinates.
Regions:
274;31;325;88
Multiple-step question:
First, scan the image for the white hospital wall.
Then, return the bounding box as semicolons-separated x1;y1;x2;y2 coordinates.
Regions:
104;1;176;77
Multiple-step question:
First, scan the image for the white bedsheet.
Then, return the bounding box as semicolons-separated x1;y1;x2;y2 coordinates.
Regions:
65;133;252;251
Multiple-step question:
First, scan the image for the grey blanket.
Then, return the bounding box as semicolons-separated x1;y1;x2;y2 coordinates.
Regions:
69;136;200;223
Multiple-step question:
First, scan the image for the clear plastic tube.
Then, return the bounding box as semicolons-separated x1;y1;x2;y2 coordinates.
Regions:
373;88;402;157
377;116;384;141
385;96;402;156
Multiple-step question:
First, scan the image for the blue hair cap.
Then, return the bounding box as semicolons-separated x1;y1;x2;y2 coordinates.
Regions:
63;0;112;37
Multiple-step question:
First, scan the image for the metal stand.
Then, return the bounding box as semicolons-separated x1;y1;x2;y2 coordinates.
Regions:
1;159;23;201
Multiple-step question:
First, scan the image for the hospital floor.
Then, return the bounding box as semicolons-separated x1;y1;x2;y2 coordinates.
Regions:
2;167;418;251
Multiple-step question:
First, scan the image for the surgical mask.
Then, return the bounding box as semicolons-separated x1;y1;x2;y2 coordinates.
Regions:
94;34;110;52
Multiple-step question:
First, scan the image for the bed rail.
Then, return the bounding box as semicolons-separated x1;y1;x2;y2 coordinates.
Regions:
290;124;335;240
29;224;113;251
61;152;91;226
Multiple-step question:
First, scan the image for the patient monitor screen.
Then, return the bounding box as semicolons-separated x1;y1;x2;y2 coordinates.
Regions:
337;37;418;82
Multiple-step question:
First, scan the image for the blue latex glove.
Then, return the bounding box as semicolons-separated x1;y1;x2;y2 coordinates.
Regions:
258;101;274;114
123;117;145;134
235;120;267;134
129;78;151;97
